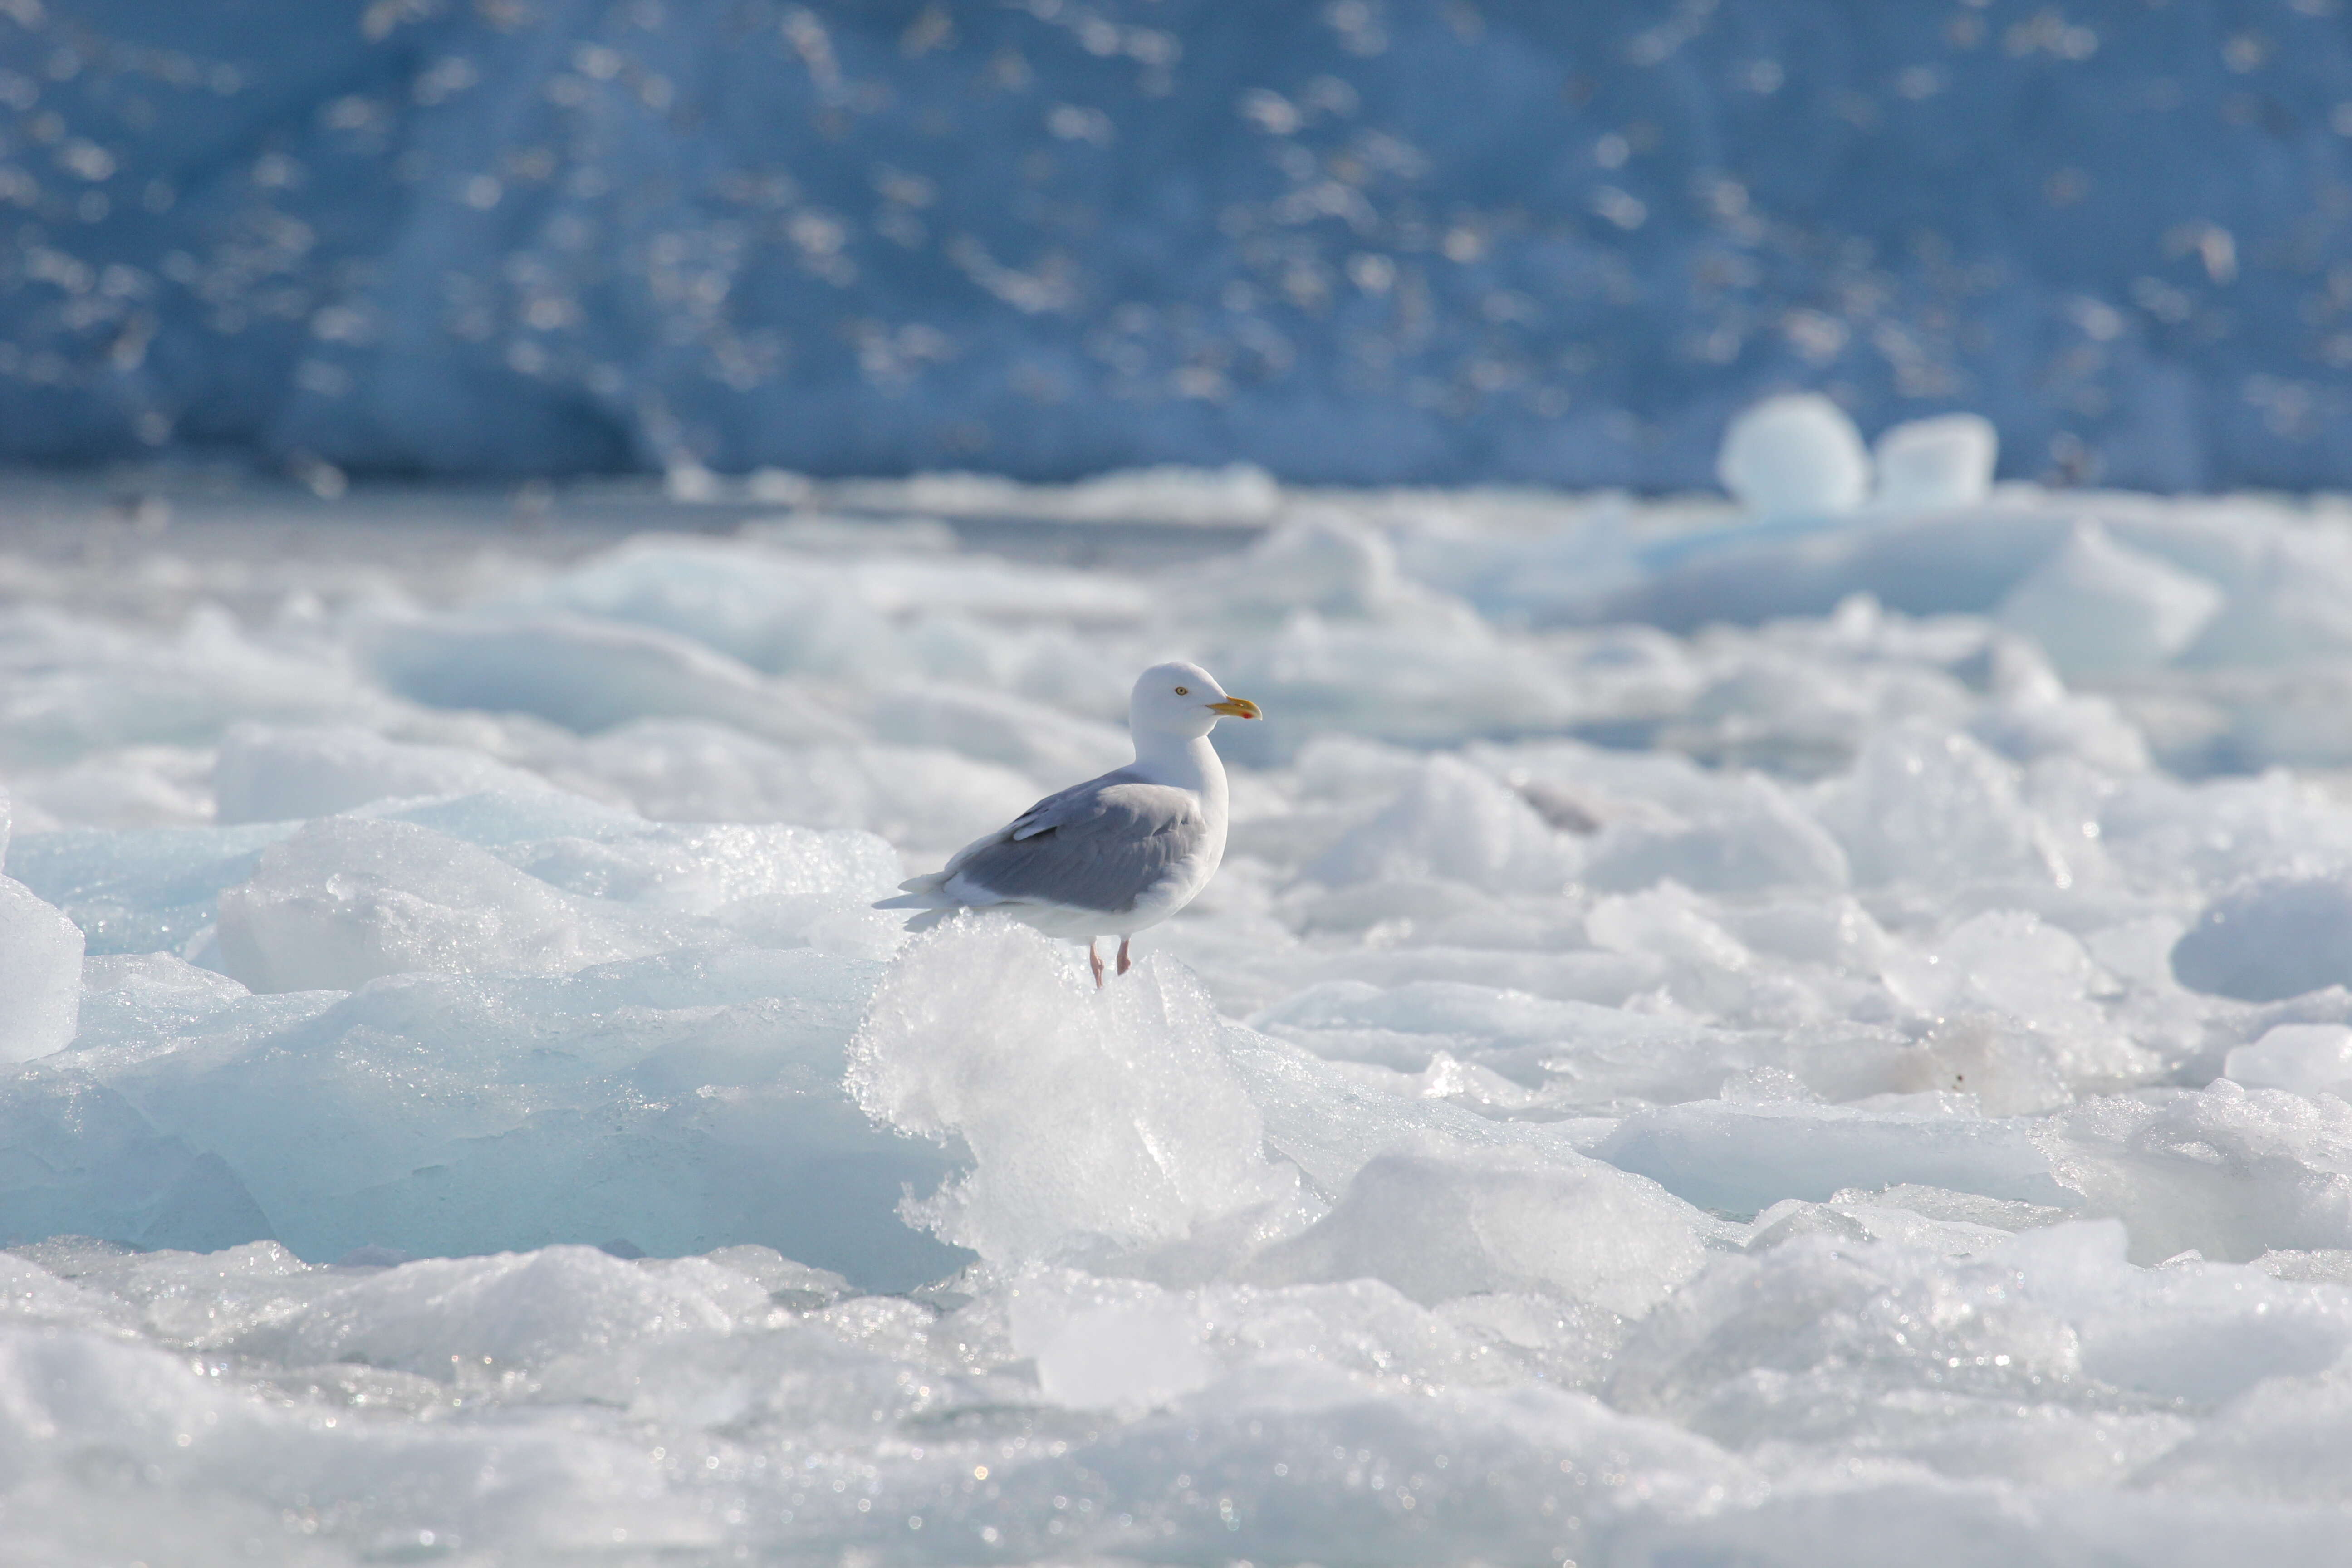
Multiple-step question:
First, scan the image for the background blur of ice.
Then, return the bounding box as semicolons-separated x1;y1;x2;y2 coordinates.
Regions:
9;407;2352;1559
10;0;2352;488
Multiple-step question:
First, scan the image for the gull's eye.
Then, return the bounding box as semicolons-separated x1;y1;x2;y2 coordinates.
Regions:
1174;686;1189;695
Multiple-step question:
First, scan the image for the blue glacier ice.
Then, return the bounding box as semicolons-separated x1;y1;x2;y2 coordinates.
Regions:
8;1;2352;487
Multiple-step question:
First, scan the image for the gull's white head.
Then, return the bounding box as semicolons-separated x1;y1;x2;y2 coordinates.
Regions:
1130;660;1261;740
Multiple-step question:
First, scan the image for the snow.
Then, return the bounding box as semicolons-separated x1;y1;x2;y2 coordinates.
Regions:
15;450;2352;1559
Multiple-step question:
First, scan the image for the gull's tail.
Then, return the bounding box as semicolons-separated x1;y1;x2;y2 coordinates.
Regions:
874;871;960;931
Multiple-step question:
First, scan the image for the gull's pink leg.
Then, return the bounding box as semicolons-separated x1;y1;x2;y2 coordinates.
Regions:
1117;937;1132;976
1089;939;1105;988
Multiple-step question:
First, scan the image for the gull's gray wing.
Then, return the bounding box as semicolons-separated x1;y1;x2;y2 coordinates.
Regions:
946;776;1209;914
922;767;1131;883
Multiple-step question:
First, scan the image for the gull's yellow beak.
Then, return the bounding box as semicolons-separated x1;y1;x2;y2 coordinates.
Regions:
1208;696;1263;720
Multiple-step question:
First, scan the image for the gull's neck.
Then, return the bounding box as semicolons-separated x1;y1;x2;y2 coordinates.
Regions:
1131;727;1226;802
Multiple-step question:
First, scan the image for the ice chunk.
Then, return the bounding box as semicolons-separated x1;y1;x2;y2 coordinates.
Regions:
543;533;1147;640
1597;504;2101;634
1206;614;1584;762
0;1316;700;1557
1744;1190;2058;1259
1221;1029;1612;1200
549;719;1036;851
1596;1098;2075;1216
2139;1362;2352;1503
1811;720;2068;888
78;951;257;1035
1246;976;1793;1101
1182;511;1415;622
1968;671;2152;773
214;723;557;823
2172;870;2352;1002
7;743;216;829
2179;525;2352;668
1995;522;2223;675
847;921;1289;1264
1582;884;1764;1012
1880;911;2156;1104
29;1238;333;1349
215;815;646;991
2100;769;2352;892
526;535;902;677
2226;1024;2352;1097
1247;1144;1715;1317
483;816;902;916
0;789;81;1063
1871;412;1999;510
2040;1081;2352;1262
0;602;384;768
0;873;82;1063
997;1266;1616;1412
832;463;1284;526
368;613;858;743
1010;1287;1217;1409
1305;756;1574;894
1581;775;1849;893
6;820;299;957
866;682;1133;781
0;1250;131;1332
699;1244;851;1307
1716;892;1895;978
0;1069;282;1254
365;786;651;849
1715;393;1871;516
251;1246;763;1388
1606;1228;2181;1486
48;945;962;1285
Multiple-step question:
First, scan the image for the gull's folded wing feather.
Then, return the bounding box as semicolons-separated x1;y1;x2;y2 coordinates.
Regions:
877;768;1146;908
1004;768;1141;841
945;777;1207;914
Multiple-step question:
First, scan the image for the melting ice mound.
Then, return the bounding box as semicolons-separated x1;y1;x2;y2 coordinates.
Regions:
12;463;2352;1560
850;922;1289;1264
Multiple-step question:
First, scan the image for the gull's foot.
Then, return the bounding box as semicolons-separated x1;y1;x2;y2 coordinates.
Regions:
1117;937;1132;976
1089;939;1105;988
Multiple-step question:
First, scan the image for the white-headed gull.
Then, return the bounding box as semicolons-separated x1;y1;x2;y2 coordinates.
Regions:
876;660;1262;984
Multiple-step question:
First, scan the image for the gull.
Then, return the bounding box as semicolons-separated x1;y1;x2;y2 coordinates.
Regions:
876;661;1263;984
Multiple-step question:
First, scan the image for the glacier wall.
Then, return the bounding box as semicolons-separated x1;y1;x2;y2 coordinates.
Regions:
6;0;2352;487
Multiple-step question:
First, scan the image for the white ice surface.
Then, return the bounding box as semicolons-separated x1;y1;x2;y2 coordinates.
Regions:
8;466;2352;1560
